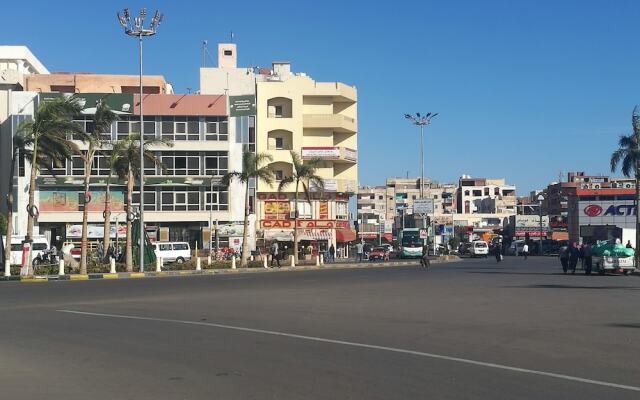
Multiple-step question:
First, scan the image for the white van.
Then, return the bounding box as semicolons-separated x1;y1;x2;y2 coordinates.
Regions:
0;235;50;265
469;240;489;257
153;242;191;264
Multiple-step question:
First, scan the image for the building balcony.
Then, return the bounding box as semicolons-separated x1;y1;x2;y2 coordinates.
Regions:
301;146;357;163
303;82;357;103
303;114;356;133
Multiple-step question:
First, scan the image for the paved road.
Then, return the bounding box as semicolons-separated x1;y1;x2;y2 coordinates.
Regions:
1;257;639;399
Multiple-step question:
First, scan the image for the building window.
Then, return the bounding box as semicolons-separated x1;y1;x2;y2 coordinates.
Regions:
204;152;229;176
162;152;201;176
336;202;348;219
116;116;156;140
484;187;490;196
205;116;229;141
275;170;284;181
495;187;500;195
464;190;470;196
274;105;283;117
205;188;229;211
378;195;383;200
473;190;482;196
132;190;157;211
275;137;284;150
295;202;312;218
162;116;200;141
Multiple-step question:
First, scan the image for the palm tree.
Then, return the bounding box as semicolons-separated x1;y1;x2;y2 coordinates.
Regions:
112;134;171;271
101;139;127;262
222;150;274;267
78;101;119;274
277;151;325;263
17;97;83;272
610;106;640;264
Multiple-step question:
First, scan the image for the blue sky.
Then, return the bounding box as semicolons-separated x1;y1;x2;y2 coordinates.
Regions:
4;0;640;194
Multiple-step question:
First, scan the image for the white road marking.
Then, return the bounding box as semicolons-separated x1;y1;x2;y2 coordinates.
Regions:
56;309;640;393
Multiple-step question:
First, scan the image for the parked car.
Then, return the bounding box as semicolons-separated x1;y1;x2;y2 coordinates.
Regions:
469;241;489;257
153;242;191;264
368;246;390;261
506;240;526;256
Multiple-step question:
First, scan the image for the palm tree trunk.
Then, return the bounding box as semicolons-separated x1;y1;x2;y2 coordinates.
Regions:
25;135;39;275
79;150;93;275
4;149;18;272
293;180;300;263
240;180;250;267
102;176;112;260
125;169;133;272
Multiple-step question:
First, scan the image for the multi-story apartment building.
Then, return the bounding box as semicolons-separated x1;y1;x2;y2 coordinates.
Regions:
0;48;248;251
201;43;358;255
457;175;516;214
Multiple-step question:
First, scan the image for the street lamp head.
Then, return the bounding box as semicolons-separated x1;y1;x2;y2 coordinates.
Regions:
117;7;162;36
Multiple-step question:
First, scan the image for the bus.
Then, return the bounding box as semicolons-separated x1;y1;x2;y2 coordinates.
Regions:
399;228;423;258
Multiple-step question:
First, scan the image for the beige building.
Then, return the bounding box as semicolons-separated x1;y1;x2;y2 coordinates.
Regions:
254;62;357;255
25;73;172;94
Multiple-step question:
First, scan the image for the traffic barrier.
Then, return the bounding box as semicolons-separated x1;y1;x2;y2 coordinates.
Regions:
156;256;161;272
263;256;268;268
196;257;202;271
316;255;320;266
231;256;236;269
58;259;65;276
4;260;10;277
320;253;324;265
290;255;295;267
110;258;116;274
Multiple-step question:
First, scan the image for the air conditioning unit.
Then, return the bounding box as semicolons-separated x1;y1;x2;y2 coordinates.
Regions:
594;184;600;189
582;184;590;189
626;183;632;189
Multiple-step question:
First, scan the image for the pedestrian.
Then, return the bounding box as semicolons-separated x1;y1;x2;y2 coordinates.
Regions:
522;243;529;260
270;241;281;268
329;244;335;263
583;244;593;275
494;241;503;263
559;245;569;274
420;244;430;269
568;242;579;274
626;240;633;249
96;242;104;260
356;241;364;262
578;244;585;270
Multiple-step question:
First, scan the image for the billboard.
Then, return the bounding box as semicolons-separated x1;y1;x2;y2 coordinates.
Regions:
229;95;256;117
40;190;124;212
413;199;434;214
515;215;549;228
66;224;127;239
578;200;636;229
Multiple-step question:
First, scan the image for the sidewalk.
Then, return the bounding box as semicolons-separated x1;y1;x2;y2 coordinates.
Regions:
0;256;460;283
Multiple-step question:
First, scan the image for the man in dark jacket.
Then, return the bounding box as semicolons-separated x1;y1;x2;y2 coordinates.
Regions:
568;242;579;274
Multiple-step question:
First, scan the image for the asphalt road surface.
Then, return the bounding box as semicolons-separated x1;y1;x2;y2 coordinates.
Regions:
1;257;639;399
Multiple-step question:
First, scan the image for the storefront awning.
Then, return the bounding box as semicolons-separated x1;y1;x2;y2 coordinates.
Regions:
336;228;356;243
263;230;294;242
299;230;331;241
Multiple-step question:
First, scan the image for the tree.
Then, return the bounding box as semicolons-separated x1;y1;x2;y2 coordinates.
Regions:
101;139;127;262
222;150;274;267
112;134;171;271
78;100;119;274
610;106;640;264
17;97;83;273
277;151;324;263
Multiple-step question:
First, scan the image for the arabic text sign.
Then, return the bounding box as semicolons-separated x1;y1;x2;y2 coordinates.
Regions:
413;199;434;214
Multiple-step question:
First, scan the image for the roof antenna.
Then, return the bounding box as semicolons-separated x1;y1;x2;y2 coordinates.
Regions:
202;40;207;68
230;30;234;43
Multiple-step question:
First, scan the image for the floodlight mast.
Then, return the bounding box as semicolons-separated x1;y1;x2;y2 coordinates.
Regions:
117;8;163;272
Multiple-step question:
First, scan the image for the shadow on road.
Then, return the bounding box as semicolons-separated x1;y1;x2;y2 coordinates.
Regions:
508;284;640;290
607;322;640;329
464;271;563;276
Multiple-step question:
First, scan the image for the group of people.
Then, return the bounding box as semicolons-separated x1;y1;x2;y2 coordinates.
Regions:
268;241;336;267
95;242;122;261
559;242;592;274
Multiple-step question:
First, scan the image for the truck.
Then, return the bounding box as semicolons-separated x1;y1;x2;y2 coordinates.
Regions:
590;240;636;275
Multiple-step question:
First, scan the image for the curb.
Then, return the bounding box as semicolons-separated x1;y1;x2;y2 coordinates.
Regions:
0;257;460;284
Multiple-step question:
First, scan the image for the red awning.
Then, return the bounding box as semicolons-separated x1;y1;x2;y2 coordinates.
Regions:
336;228;356;243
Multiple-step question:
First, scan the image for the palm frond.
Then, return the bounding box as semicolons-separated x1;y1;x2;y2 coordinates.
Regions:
222;172;245;186
278;176;295;192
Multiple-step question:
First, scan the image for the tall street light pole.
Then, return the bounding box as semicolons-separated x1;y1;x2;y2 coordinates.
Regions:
538;194;545;256
404;112;437;248
118;8;163;272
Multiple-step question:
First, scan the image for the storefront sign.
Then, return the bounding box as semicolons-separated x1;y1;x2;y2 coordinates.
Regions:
319;201;328;219
343;148;357;161
578;201;636;229
261;220;349;229
229;95;256;117
515;215;549;228
264;201;291;220
41;93;135;114
217;223;245;236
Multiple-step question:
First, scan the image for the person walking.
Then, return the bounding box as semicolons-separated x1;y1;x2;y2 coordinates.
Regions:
626;240;633;249
568;242;579;274
420;244;430;269
494;241;503;263
270;241;281;268
522;243;529;260
559;245;569;273
583;244;593;275
356;241;364;262
329;244;335;263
